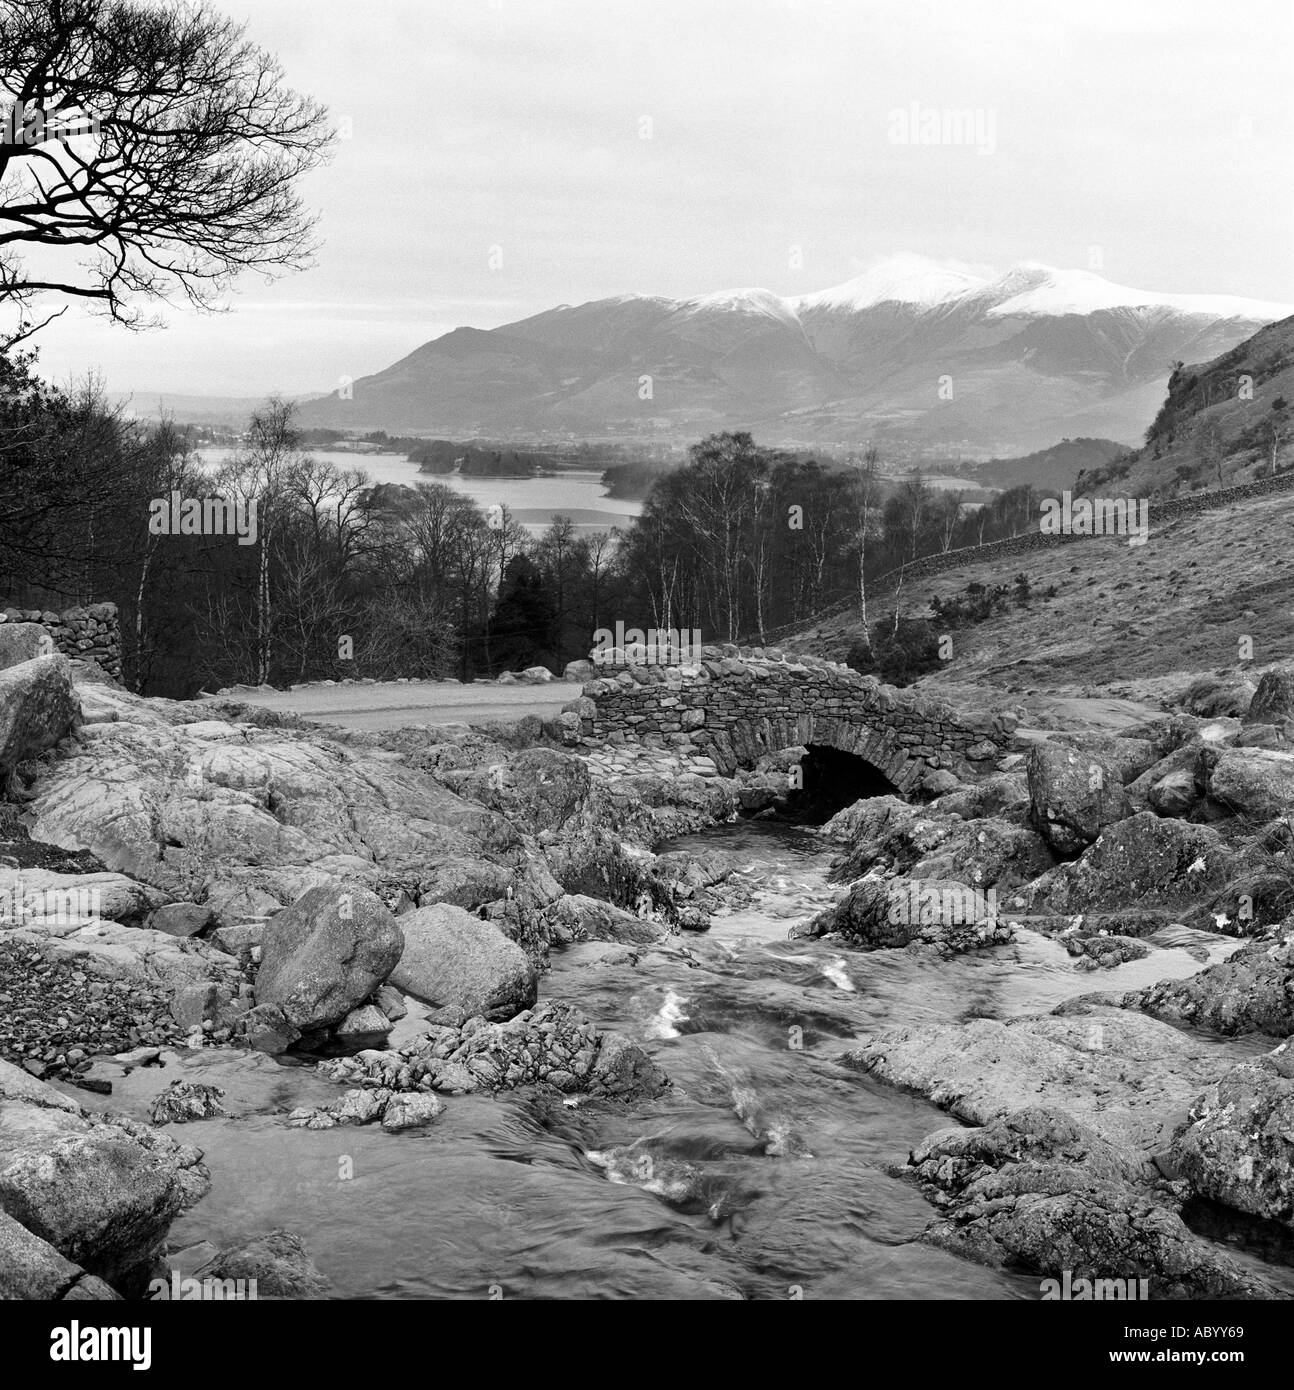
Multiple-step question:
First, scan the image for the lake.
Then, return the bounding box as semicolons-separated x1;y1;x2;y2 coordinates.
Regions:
196;447;643;536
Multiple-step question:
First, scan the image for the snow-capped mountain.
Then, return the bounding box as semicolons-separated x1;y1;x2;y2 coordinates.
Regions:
298;257;1292;452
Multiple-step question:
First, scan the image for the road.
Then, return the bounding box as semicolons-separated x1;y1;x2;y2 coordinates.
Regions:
204;680;576;733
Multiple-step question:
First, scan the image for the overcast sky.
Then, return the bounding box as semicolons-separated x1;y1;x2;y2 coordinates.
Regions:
26;0;1294;401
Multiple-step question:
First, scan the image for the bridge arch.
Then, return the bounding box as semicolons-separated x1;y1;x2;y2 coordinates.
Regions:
560;644;1015;799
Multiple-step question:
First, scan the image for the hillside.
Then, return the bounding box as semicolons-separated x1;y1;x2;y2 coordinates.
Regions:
1073;315;1294;499
778;480;1294;718
296;260;1287;455
967;437;1126;492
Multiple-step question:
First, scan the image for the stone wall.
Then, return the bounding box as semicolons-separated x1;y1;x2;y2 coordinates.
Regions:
0;602;122;680
560;643;1020;795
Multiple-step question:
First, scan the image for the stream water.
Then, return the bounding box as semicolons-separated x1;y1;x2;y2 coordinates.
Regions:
71;820;1294;1300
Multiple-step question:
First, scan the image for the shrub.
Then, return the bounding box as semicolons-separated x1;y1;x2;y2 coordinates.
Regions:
847;617;942;687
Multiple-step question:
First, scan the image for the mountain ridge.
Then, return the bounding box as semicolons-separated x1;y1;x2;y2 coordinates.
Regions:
297;257;1292;453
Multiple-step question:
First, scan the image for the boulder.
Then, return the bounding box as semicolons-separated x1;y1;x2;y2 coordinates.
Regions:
1126;743;1206;812
200;1229;329;1298
1206;747;1294;820
1064;933;1149;969
825;794;1051;890
389;902;536;1025
1244;666;1294;726
0;655;80;780
321;1000;670;1101
844;1005;1222;1151
445;747;595;837
0;866;165;928
544;893;669;945
1183;673;1257;720
233;1003;301;1055
0;1058;209;1292
1173;1046;1294;1228
334;1003;393;1043
380;1092;445;1132
1026;743;1131;855
1147;769;1200;818
406;856;515;911
0;1210;119;1300
148;1081;226;1125
932;773;1030;823
802;876;1014;956
1011;812;1236;916
255;885;403;1033
375;984;407;1022
0;623;53;672
148;902;215;938
1126;931;1294;1036
907;1108;1277;1299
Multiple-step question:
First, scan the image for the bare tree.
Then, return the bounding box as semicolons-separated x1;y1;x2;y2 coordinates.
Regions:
851;444;881;657
215;396;304;685
0;0;333;343
937;488;964;551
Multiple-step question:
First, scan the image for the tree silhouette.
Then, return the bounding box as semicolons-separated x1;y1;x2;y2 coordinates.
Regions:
0;0;333;343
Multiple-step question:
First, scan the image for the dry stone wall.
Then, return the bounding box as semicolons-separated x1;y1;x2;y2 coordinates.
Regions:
561;643;1019;795
0;602;122;680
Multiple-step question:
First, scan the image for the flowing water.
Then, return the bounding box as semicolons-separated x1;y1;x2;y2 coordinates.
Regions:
70;820;1294;1300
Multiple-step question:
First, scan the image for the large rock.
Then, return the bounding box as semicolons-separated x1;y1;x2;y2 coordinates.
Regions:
800;875;1014;956
0;623;53;672
0;865;166;928
1206;747;1294;820
0;1210;119;1300
1244;667;1294;727
1026;743;1131;855
1126;929;1294;1036
826;795;1052;890
845;1005;1222;1151
0;654;80;780
200;1229;330;1298
1147;769;1200;818
907;1108;1277;1299
23;688;521;906
389;902;537;1025
544;893;669;945
0;1058;208;1292
1173;1046;1294;1228
320;999;670;1101
1011;812;1236;916
444;747;596;838
255;885;404;1032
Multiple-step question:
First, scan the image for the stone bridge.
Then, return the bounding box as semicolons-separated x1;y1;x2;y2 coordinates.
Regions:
559;644;1020;798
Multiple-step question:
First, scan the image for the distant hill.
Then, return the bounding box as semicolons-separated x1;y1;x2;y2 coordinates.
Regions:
967;438;1127;492
294;258;1287;454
